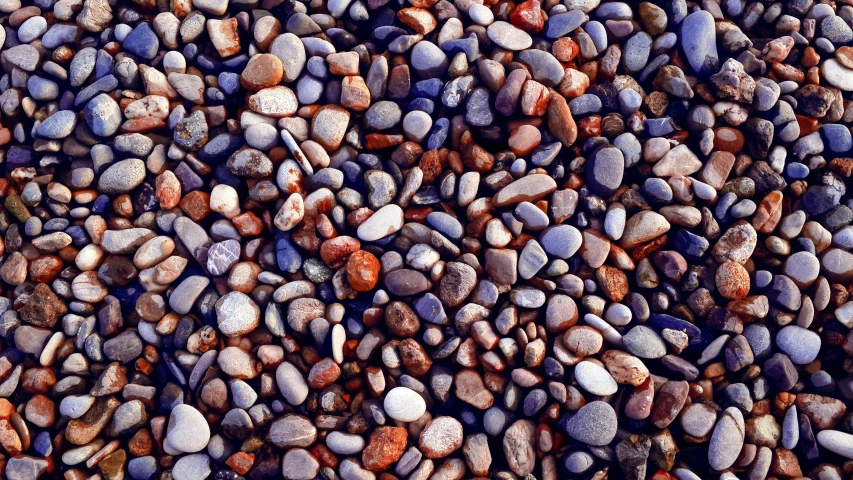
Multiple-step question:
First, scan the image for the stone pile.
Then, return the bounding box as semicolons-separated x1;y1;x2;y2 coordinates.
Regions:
1;0;853;478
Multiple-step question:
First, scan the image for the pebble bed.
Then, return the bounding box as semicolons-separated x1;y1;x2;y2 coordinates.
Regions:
3;0;853;478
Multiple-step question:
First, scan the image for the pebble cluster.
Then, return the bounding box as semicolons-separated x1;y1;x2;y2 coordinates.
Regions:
3;0;853;477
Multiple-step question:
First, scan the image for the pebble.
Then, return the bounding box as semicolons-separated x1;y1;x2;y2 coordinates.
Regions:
561;401;617;446
383;387;426;422
817;430;853;459
357;204;404;241
574;360;617;396
487;22;532;51
681;11;719;77
622;325;667;359
165;404;211;454
419;416;463;458
216;292;261;337
708;407;745;471
776;325;821;365
172;454;211;480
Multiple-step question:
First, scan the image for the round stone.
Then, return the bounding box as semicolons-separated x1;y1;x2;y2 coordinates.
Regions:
384;387;426;422
165;404;211;453
215;291;261;337
561;401;617;446
775;325;821;365
623;325;667;359
574;360;617;396
276;362;309;406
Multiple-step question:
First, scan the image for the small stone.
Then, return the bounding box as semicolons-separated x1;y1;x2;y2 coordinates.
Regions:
708;407;745;471
165;404;211;453
384;387;426;422
216;292;260;337
574;360;617;396
419;416;463;458
560;401;617;446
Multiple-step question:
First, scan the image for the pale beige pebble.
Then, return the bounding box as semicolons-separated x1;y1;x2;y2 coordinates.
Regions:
492;174;557;207
76;0;113;31
209;184;241;218
147;145;169;175
124;95;170;120
216;291;261;336
253;16;282;50
457;171;480;207
281;449;319;480
326;51;360;75
248;86;298;117
134;236;176;269
72;271;109;303
40;331;65;367
601;350;650;386
32;232;73;253
85;215;108;244
207;18;241;57
579;229;610;268
485;218;512;247
193;0;227;15
228;262;263;294
563;326;603;356
280;117;310;142
47;182;73;203
419;416;464;458
712;220;758;264
155;256;189;284
217;346;260;379
139;64;179;99
154;12;180;49
299;140;331;169
163;51;187;75
168;72;205;104
713;101;749;125
357;204;404;241
340;75;371;112
75;244;105;271
165;404;211;454
659;205;702;227
463;434;492;476
652;144;702;176
241;110;277;129
138;271;165;294
620;211;671;248
558;68;590;98
311;105;350;152
274;193;305;231
801;220;832;253
643;137;670;162
503;419;536;476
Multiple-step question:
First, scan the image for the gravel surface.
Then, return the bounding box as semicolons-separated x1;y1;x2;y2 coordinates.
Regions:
1;0;853;479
